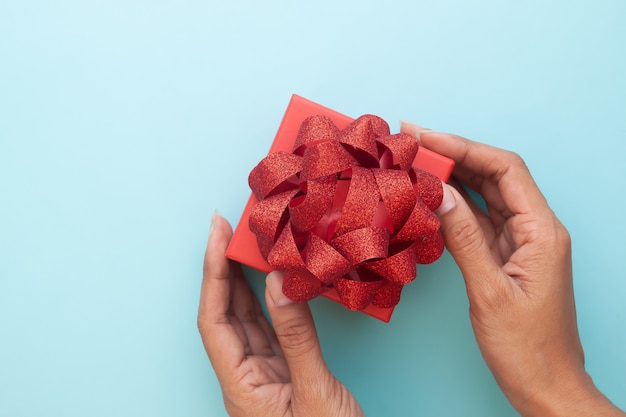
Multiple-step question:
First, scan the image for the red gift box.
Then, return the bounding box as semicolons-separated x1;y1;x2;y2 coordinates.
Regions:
226;95;454;322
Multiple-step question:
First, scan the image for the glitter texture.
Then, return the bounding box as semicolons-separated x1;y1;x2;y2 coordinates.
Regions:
247;113;445;311
377;133;420;171
249;189;298;258
412;168;444;211
365;243;417;285
414;232;445;264
248;151;302;200
371;283;403;308
333;167;379;236
289;175;336;232
392;199;440;243
293;115;340;155
334;278;385;310
331;227;389;264
338;115;388;163
372;168;416;233
282;270;327;302
267;223;306;270
306;234;352;284
300;140;357;181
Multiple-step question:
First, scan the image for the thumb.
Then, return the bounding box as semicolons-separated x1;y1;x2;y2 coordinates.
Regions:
436;184;503;299
265;271;330;387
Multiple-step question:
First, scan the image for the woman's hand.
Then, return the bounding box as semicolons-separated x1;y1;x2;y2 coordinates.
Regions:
402;122;624;417
198;213;364;417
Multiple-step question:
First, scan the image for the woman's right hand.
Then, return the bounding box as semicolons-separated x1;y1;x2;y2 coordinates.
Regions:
402;122;624;417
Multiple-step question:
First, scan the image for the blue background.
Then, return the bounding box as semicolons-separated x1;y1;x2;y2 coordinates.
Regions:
1;1;624;416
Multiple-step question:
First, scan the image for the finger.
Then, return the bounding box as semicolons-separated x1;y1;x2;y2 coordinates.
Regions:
400;121;511;215
402;121;512;220
426;131;548;214
197;213;245;382
400;122;548;216
232;270;276;357
399;120;430;138
448;177;487;219
221;263;253;357
400;121;511;221
436;184;509;300
447;178;497;244
252;292;283;357
198;212;234;328
264;271;330;391
451;164;512;219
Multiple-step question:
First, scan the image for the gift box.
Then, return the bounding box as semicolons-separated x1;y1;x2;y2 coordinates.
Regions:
226;95;454;322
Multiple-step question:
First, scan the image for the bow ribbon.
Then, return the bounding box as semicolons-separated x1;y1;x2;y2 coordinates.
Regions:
248;114;444;310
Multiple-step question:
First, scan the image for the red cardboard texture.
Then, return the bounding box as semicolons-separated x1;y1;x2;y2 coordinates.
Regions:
226;95;454;322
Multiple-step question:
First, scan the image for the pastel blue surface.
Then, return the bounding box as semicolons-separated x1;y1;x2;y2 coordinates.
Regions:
1;1;625;416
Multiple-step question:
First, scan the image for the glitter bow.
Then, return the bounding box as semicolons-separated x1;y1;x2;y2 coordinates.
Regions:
248;114;444;310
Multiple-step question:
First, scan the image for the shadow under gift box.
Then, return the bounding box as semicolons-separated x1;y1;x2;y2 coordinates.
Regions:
226;95;454;322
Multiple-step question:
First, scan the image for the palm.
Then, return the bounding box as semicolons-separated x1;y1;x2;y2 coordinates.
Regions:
200;261;293;415
224;273;294;413
237;355;290;388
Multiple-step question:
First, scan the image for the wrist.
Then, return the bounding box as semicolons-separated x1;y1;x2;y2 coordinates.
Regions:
517;370;623;417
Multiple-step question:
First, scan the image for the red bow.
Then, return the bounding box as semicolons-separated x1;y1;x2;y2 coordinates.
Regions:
248;114;444;310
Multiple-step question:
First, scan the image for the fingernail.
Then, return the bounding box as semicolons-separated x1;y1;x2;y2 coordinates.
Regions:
209;209;220;241
266;271;293;307
435;183;457;216
400;120;431;143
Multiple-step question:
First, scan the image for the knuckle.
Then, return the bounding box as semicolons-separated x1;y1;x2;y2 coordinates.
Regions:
446;218;485;256
488;151;527;181
275;317;316;356
456;139;472;166
493;149;526;170
506;151;526;167
555;221;572;247
533;217;571;255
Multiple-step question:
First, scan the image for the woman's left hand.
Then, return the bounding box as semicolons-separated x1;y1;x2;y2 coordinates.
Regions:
198;213;364;417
